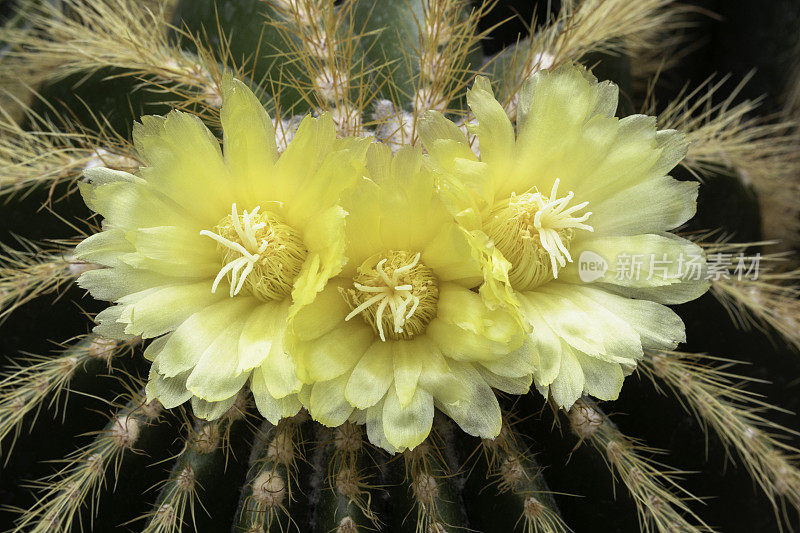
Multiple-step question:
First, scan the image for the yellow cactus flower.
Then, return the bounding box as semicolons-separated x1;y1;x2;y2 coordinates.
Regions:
419;63;709;409
75;76;369;422
288;144;530;453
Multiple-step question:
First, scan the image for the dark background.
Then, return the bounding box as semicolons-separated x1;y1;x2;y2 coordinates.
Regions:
1;0;799;531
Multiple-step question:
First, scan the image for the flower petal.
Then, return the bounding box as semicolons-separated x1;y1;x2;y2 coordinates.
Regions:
145;365;192;409
345;340;394;409
308;374;354;426
78;266;188;302
251;367;302;424
154;297;253;377
118;280;226;339
518;289;604;357
290;282;350;341
280;121;369;228
478;366;532;395
237;301;285;373
467;76;515;169
133;111;233;224
382;385;434;451
549;348;584;409
541;284;643;364
422;224;482;285
191;395;237;421
93;305;134;340
239;302;301;398
585;177;698;238
74;228;133;268
366;398;397;454
437;362;502;439
290;319;373;383
522;310;561;388
130;226;219;277
289;205;348;317
564;233;710;303
220;76;278;196
393;338;425;407
262;337;302;399
418;110;474;168
575;352;624;401
479;338;536;378
581;287;686;349
81;176;191;230
186;321;250;402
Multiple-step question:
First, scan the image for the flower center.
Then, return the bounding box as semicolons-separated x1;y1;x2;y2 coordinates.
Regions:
200;203;307;301
342;251;438;342
484;179;593;291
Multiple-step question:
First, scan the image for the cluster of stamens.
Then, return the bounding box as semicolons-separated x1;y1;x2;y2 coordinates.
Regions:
201;203;307;302
485;178;593;291
342;251;438;342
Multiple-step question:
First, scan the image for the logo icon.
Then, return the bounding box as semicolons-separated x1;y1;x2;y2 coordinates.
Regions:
578;250;608;282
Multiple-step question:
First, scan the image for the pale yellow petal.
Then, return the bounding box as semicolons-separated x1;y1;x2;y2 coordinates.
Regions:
477;367;532;395
343;145;452;262
366;398;397;454
154;297;254;377
290;319;372;383
345;340;394;410
467;76;515;169
427;319;509;363
382;386;434;451
586;177;698;238
262;336;302;399
575;352;624;401
191;395;237;421
278;117;369;227
289;205;348;318
73;228;133;268
186;321;250;402
133;112;233;224
78;266;188;302
83;179;192;231
131;226;219;276
418;110;474;167
417;348;465;405
541;284;643;364
117;280;226;339
290;282;349;341
340;178;383;271
563;233;710;303
521;310;561;388
143;334;169;362
437;362;501;439
429;283;523;360
582;287;686;349
421;224;483;285
251;367;302;424
518;289;604;357
308;374;354;426
549;348;584;409
237;301;285;372
92;305;134;340
479;338;535;378
377;146;447;251
393;338;425;407
146;365;192;409
220;76;278;198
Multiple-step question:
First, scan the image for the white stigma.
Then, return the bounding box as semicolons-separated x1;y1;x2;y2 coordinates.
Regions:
525;178;593;277
344;252;423;342
200;203;268;297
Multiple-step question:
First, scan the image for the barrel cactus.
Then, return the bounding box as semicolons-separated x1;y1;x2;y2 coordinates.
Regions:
1;1;799;532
